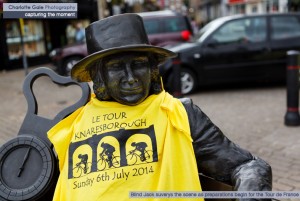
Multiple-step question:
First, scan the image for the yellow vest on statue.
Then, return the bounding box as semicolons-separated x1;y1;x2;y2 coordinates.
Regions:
48;91;203;201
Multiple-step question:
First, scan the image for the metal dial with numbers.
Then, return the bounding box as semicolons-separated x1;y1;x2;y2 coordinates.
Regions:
0;135;57;201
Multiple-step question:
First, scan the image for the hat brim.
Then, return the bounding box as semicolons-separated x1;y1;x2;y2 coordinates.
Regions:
71;44;177;82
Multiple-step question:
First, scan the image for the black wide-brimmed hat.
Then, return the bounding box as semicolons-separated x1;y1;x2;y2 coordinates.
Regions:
71;13;177;82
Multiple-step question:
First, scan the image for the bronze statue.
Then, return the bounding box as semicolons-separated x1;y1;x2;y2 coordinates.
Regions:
48;14;272;201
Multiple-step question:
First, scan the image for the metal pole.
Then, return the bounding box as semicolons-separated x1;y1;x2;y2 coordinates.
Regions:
19;19;28;76
284;50;300;126
97;0;104;19
172;55;182;98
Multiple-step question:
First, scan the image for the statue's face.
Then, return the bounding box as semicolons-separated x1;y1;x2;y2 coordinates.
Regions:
102;52;151;105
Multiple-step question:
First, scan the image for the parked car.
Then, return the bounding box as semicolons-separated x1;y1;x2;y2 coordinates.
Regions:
162;13;300;94
49;42;87;75
138;10;194;47
49;10;193;76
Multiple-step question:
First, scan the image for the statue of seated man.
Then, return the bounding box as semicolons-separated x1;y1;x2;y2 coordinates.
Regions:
48;13;272;201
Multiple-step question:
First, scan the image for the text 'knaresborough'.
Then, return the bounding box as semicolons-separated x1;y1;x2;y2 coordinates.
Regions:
75;118;147;140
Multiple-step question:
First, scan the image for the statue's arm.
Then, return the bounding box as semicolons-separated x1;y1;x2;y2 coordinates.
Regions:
180;98;272;199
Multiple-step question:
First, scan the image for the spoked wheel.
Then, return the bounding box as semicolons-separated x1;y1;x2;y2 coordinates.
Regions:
180;68;197;95
97;158;107;171
165;68;197;95
144;150;153;163
111;156;121;168
73;165;83;178
126;153;138;166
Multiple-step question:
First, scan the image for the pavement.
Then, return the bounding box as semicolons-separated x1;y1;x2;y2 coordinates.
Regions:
0;64;299;200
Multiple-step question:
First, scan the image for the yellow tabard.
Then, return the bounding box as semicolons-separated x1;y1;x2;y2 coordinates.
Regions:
48;91;203;201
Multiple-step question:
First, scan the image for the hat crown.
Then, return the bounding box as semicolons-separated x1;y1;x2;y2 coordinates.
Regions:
85;14;150;55
71;13;176;83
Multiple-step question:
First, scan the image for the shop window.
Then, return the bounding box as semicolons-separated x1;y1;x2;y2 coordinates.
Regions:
266;0;279;12
5;20;46;60
251;5;258;13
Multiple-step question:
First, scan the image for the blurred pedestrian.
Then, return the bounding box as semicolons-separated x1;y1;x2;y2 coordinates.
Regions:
74;22;85;43
66;24;76;44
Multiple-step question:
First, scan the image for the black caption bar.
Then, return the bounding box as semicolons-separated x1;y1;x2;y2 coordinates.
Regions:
4;11;77;18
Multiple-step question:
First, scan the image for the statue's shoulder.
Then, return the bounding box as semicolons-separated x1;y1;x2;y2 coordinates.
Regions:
179;97;192;104
179;97;193;108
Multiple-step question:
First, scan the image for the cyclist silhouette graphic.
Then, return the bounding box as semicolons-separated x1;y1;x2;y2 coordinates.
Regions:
131;142;147;161
76;154;88;173
100;142;116;168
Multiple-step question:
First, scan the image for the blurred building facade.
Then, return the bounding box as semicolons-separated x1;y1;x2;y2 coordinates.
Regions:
122;0;300;26
1;0;98;71
195;0;290;25
1;0;300;70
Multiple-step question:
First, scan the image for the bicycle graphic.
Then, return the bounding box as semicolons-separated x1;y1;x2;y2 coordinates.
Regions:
72;162;92;178
126;149;153;165
97;153;120;171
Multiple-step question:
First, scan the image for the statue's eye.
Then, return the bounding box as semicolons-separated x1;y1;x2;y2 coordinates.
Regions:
106;62;121;70
132;59;149;68
133;61;143;66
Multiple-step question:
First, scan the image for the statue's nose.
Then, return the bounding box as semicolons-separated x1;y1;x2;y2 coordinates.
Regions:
125;63;138;84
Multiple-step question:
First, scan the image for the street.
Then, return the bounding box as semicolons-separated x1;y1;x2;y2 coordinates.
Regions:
0;66;299;200
189;84;300;194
